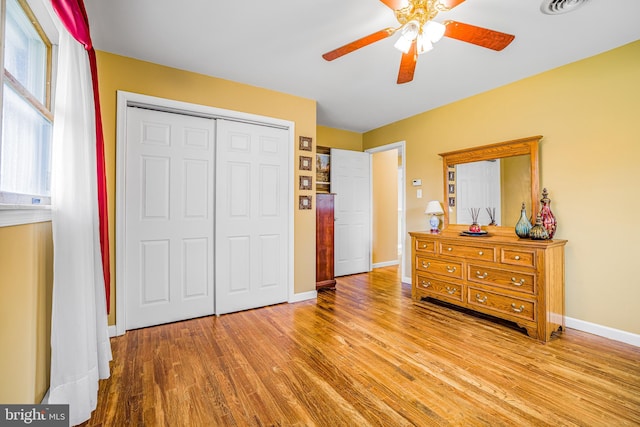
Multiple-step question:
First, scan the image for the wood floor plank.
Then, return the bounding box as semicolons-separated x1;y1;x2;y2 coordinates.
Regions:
80;267;640;426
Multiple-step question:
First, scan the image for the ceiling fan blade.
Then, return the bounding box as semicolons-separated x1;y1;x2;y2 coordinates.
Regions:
379;0;406;10
443;20;515;51
322;28;396;61
438;0;466;10
397;40;417;84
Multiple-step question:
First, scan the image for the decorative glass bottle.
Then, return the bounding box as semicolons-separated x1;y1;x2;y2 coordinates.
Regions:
515;202;532;238
529;213;550;240
540;188;557;239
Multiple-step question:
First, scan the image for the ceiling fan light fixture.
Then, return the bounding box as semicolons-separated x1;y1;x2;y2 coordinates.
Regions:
394;20;420;53
416;36;433;55
423;21;446;43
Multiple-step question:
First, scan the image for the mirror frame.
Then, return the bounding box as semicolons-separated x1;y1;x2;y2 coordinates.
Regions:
439;135;542;229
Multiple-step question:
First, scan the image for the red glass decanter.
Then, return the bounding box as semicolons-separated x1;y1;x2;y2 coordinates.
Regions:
540;188;557;239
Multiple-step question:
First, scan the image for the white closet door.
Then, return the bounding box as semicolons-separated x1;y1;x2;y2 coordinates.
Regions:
215;120;289;315
331;148;371;277
125;107;215;330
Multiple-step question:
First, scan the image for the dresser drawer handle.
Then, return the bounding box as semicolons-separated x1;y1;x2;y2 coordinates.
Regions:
510;278;526;287
445;286;457;295
514;255;521;261
421;280;431;288
478;251;484;256
446;266;457;273
421;243;427;248
511;303;525;313
421;261;431;269
447;247;453;252
475;294;488;303
475;271;488;279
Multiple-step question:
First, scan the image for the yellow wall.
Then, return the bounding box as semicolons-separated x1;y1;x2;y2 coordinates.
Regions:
363;40;640;335
95;51;318;325
372;150;399;265
317;126;363;151
0;222;53;403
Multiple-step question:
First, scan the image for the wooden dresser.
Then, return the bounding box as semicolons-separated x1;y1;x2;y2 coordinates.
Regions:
410;229;567;341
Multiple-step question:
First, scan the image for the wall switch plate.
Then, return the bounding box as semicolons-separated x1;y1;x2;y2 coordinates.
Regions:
412;179;422;186
417;189;422;198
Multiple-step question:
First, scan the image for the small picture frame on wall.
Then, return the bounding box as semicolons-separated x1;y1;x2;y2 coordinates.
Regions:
299;195;312;210
449;197;456;207
299;175;312;190
299;136;312;151
448;184;455;194
448;171;455;181
299;156;312;171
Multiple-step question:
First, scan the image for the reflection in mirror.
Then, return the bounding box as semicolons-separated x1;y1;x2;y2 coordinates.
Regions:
440;135;541;230
450;155;531;227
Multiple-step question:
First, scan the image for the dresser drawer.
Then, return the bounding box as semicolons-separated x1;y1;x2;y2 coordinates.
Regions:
467;264;536;295
415;274;464;302
416;256;464;280
415;238;436;253
439;242;496;263
468;287;535;321
501;248;536;269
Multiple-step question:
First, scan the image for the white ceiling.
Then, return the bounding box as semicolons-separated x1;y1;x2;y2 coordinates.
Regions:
84;0;640;133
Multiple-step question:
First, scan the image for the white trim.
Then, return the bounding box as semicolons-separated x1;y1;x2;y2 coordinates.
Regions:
115;90;295;336
108;325;117;338
366;141;407;279
373;260;400;269
0;205;51;227
402;275;412;284
565;316;639;347
289;290;317;303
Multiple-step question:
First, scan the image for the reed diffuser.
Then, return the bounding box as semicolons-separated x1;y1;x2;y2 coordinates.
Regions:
486;207;497;226
469;208;481;232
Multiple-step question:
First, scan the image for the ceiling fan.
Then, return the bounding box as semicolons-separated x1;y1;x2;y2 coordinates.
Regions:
322;0;515;84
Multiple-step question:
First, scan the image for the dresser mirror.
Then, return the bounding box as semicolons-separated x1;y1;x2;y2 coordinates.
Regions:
439;136;541;229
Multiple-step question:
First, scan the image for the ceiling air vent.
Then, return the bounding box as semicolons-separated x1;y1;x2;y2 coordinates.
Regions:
540;0;589;15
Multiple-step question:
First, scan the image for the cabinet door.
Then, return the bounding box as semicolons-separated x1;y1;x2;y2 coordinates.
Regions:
316;194;335;287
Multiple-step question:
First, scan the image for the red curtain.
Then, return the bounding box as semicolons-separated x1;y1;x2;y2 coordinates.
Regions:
50;0;110;313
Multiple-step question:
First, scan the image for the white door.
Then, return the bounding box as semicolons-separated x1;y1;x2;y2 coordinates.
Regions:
125;107;215;330
331;148;371;276
215;120;289;314
456;160;501;225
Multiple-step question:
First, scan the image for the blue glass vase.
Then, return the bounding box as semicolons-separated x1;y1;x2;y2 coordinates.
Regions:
515;202;532;238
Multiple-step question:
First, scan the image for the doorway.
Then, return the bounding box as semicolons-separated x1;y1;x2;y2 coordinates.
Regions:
366;142;406;281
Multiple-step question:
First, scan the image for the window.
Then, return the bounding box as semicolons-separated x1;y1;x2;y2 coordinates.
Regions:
1;0;53;206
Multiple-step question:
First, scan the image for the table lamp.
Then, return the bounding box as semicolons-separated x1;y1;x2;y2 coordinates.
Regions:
425;201;444;233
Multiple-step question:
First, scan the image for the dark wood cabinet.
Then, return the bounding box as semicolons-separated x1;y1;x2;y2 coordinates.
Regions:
316;194;336;290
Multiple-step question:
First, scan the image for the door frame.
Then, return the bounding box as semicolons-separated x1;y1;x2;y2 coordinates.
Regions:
114;91;295;336
365;141;408;282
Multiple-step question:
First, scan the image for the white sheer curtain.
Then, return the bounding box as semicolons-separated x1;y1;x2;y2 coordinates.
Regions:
47;26;112;426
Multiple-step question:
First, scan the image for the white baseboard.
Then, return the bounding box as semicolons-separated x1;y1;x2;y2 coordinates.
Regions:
289;290;317;303
108;325;117;338
565;316;639;347
372;260;400;269
402;276;412;285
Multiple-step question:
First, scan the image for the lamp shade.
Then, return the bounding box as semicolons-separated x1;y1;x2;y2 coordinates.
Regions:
425;200;444;215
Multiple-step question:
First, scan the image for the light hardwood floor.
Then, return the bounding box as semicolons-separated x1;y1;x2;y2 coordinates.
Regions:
82;267;640;426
